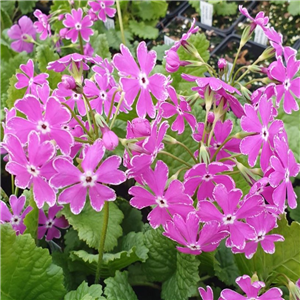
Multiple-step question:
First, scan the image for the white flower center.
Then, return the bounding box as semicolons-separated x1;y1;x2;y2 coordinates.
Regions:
261;126;269;142
138;73;149;89
27;164;40;177
46;219;54;228
256;231;265;242
188;243;201;251
72;93;80;100
100;91;107;101
75;22;82;30
11;215;21;225
285;169;290;182
80;170;97;187
37;120;51;134
155;196;168;208
202;173;212;182
176;107;183;115
283;79;290;91
213;142;222;150
100;2;106;9
223;214;236;225
28;78;34;86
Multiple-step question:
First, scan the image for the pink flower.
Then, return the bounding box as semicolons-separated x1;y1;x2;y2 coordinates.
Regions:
60;75;77;90
269;136;300;211
268;56;300;114
198;286;214;300
197;184;264;249
101;125;119;151
84;42;94;56
3;132;56;208
34;9;51;40
7;95;74;155
113;42;168;118
84;74;119;117
7;16;36;53
0;195;32;235
218;58;227;70
15;59;49;97
88;0;116;22
239;6;269;33
91;56;116;87
63;8;94;43
129;160;193;228
126;118;151;139
160;86;196;134
38;205;69;241
220;275;284;300
231;212;284;259
163;212;228;255
47;53;89;73
165;50;189;73
240;96;284;172
50;140;126;214
184;162;234;200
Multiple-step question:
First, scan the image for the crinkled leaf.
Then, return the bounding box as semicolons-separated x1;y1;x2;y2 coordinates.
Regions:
62;202;124;251
1;9;12;29
235;215;300;283
104;270;138;300
132;0;168;21
161;252;200;300
50;0;71;33
5;73;27;109
214;240;240;286
152;44;171;61
129;20;159;40
213;1;238;16
116;197;143;234
64;281;105;300
143;226;177;282
1;224;65;300
36;44;62;89
18;0;36;14
70;231;149;278
90;30;111;59
105;29;133;50
288;1;300;16
23;188;39;241
170;32;209;96
288;186;300;222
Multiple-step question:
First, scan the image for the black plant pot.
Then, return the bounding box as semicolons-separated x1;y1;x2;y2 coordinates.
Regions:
179;0;257;36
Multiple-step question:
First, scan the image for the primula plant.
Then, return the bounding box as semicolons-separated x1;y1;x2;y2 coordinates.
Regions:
1;1;300;300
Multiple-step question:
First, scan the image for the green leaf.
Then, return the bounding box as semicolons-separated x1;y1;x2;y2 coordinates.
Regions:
129;20;159;40
277;103;300;162
36;44;62;89
161;252;200;300
214;240;240;286
1;9;12;30
235;215;300;284
152;44;171;61
213;1;237;16
288;1;300;16
90;30;111;59
5;73;27;109
18;0;36;14
1;51;28;107
143;226;177;282
1;1;16;17
170;32;209;96
116;197;143;235
288;186;300;222
1;224;66;300
23;189;39;241
50;0;71;33
104;270;138;300
64;281;105;300
132;0;168;21
105;29;133;50
62;202;124;251
70;231;149;278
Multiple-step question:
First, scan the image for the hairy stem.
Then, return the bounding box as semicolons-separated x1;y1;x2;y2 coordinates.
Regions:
158;151;193;168
116;0;126;45
95;201;109;284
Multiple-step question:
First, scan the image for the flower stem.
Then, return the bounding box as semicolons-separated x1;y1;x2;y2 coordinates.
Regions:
82;93;99;138
109;92;124;129
116;0;126;45
11;175;14;194
78;32;84;55
158;151;193;168
175;141;197;163
228;43;243;82
95;201;109;284
106;89;119;123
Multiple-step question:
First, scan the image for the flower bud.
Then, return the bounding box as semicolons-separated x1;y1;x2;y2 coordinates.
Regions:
207;112;215;124
127;118;151;138
101;126;119;151
61;75;76;90
241;25;252;45
199;142;210;165
58;14;65;21
166;50;181;73
163;134;177;144
258;46;275;61
181;40;200;59
288;280;300;300
217;58;227;70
